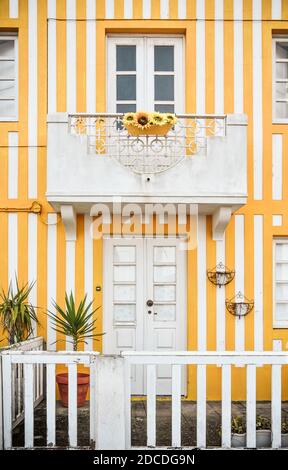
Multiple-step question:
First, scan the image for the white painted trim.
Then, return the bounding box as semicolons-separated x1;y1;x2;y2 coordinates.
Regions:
8;213;18;290
160;0;169;19
142;0;151;19
124;0;133;19
254;215;263;350
28;0;37;146
272;134;282;200
197;215;206;351
8;132;18;199
0;35;18;121
66;0;76;112
216;238;225;351
105;0;114;19
28;213;38;337
212;207;231;241
9;0;18;18
178;0;186;19
273;238;288;328
196;0;205;114
47;1;57;114
84;215;94;350
47;213;57;351
252;0;263;200
235;214;245;351
214;0;224;114
86;0;96;113
272;0;282;20
233;0;243;114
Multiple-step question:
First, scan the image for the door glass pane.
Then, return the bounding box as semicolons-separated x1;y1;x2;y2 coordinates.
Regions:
114;245;136;263
276;62;288;80
0;40;14;58
275;263;288;281
154;46;174;71
117;75;136;100
275;101;288;119
0;61;14;78
114;265;136;282
154;304;176;321
117;103;136;113
154;104;175;113
0;80;15;98
275;302;288;320
117;45;136;71
275;283;288;301
275;243;288;261
114;304;136;322
154;285;176;301
154;246;176;263
276;42;288;59
275;82;288;100
0;100;15;117
154;266;176;283
114;285;136;302
155;75;174;101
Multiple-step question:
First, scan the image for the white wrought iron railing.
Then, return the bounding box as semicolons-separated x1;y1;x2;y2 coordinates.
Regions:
68;113;227;175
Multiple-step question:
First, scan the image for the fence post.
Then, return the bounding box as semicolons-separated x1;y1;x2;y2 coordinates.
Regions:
94;355;126;450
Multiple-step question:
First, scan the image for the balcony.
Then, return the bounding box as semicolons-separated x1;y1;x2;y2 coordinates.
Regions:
47;112;247;224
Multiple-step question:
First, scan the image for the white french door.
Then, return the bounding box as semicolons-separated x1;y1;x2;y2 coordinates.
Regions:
107;36;184;114
103;237;187;395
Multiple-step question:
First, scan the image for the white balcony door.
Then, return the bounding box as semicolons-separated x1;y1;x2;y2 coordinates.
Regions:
107;36;184;115
103;237;187;395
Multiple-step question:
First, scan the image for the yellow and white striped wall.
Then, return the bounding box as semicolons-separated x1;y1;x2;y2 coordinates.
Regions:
0;0;288;399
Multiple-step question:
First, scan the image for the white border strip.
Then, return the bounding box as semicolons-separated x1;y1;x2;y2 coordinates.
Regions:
28;213;38;336
214;0;224;114
235;215;245;351
197;215;206;351
86;0;96;113
9;0;18;18
196;0;205;114
160;0;169;19
124;0;133;19
47;213;57;351
28;0;38;198
47;0;57;114
272;134;282;200
254;215;263;351
66;0;76;112
233;0;243;113
142;0;151;19
178;0;186;19
105;0;114;19
216;238;225;350
8;132;18;199
8;213;18;290
84;215;94;350
272;0;282;20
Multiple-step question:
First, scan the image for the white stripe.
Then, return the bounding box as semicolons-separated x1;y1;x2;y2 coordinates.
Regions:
253;0;263;200
246;365;256;447
86;0;96;113
197;215;206;350
235;215;245;351
66;0;76;112
28;213;37;337
272;0;282;20
142;0;151;19
254;215;263;351
160;0;169;19
47;1;57;114
9;0;18;18
124;0;133;19
272;134;282;200
47;213;57;351
216;238;225;350
8;132;18;199
24;364;34;448
214;0;224;114
68;364;77;446
196;365;206;447
66;239;76;350
84;215;94;350
8;213;18;290
196;0;205;114
105;0;114;19
221;365;231;447
233;0;243;113
46;364;56;446
28;0;38;198
178;0;186;19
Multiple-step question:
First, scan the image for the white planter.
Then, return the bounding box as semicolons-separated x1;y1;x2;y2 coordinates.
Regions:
231;433;246;448
282;434;288;448
256;430;271;448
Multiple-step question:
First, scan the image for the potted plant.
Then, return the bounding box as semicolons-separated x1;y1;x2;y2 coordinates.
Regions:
256;415;271;447
231;416;246;447
47;292;102;407
0;279;39;345
282;421;288;447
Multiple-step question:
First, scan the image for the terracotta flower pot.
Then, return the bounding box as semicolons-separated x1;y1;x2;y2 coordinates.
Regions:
56;373;90;408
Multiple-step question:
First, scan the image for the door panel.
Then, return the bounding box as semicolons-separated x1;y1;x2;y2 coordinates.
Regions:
103;237;186;395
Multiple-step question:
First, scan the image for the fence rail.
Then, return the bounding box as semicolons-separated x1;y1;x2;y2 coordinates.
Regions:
0;350;288;450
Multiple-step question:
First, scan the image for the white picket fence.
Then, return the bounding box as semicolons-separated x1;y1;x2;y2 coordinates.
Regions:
0;337;44;441
0;350;288;449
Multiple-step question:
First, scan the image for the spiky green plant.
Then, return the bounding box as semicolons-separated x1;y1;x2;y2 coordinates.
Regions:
47;292;102;351
0;280;38;345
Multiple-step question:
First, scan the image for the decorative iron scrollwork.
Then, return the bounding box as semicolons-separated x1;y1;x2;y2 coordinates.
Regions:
225;292;254;319
207;262;235;287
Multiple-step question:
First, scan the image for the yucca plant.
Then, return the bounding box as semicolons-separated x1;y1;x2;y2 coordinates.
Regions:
47;292;102;351
0;280;38;345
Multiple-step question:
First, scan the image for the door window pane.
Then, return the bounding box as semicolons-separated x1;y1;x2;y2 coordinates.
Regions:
276;62;288;80
0;61;14;78
154;304;176;321
114;285;136;302
154;104;175;113
0;80;15;98
154;285;176;302
275;101;288;119
275;82;288;99
114;245;136;263
154;46;174;71
0;100;15;117
0;40;14;58
154;266;176;283
117;45;136;71
276;42;288;59
154;246;176;263
117;75;136;100
275;243;288;260
114;304;136;322
117;103;136;113
275;283;288;301
114;265;136;282
155;75;174;101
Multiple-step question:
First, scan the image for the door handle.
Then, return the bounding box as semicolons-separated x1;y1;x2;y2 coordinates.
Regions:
146;299;153;307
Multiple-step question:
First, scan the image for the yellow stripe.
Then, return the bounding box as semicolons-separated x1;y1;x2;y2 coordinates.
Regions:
134;0;143;19
151;0;160;19
115;0;124;19
0;0;9;18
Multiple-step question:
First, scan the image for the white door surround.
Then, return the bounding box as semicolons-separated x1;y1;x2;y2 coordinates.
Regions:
103;236;187;394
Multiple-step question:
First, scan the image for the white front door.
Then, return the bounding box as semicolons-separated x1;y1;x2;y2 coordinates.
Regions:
103;237;187;395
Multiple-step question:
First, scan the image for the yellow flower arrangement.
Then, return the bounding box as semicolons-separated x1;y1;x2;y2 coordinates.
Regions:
123;111;177;136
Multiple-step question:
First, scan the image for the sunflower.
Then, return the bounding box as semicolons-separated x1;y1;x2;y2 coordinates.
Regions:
164;113;177;125
123;112;137;126
135;111;151;129
150;112;165;126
